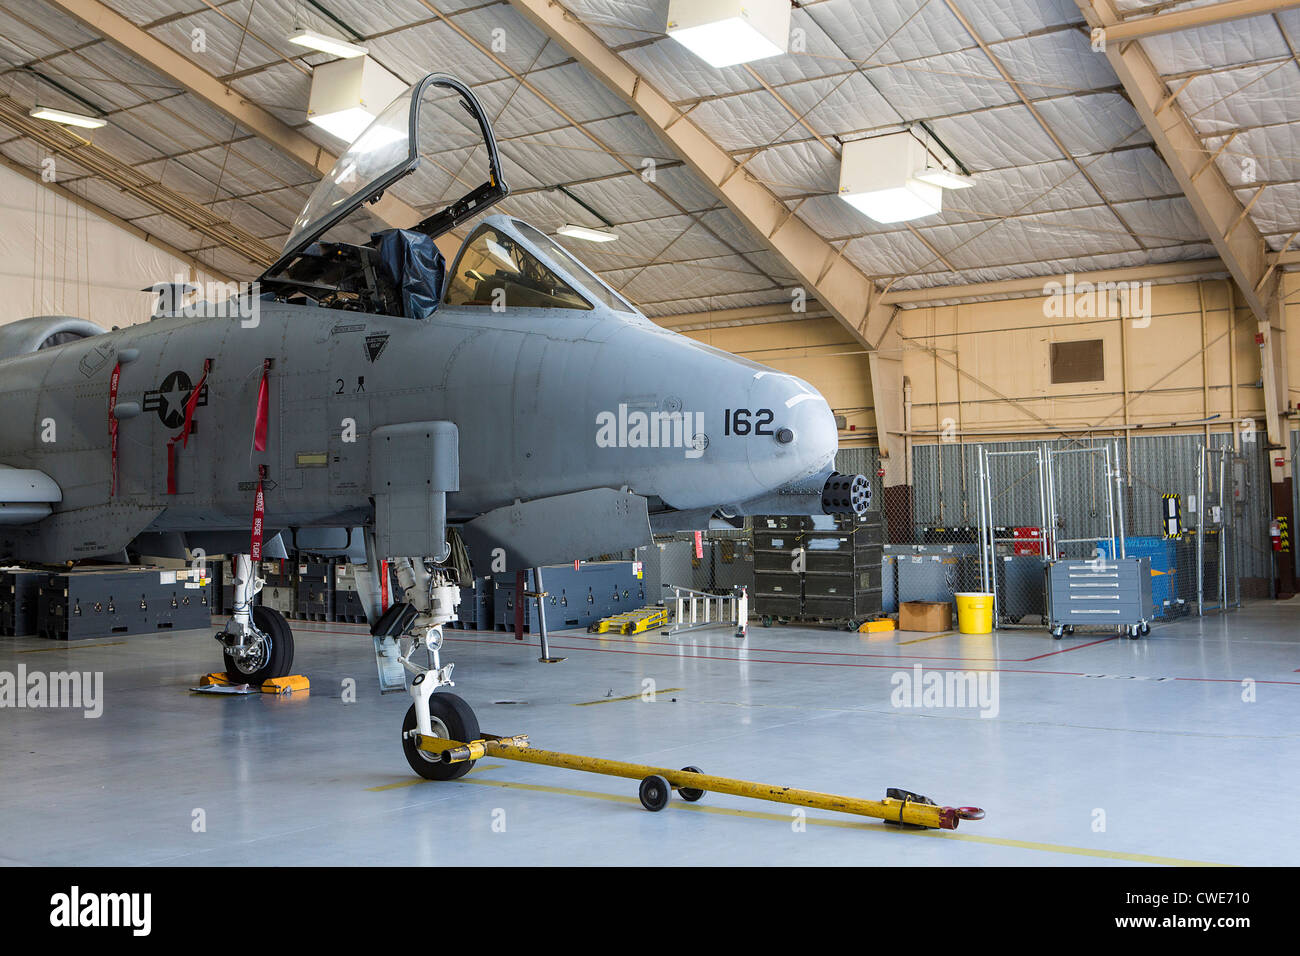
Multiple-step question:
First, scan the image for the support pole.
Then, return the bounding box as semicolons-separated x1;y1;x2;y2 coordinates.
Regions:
1197;444;1206;616
531;566;564;663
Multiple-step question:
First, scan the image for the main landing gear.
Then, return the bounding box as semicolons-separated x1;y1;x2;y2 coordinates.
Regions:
214;553;295;683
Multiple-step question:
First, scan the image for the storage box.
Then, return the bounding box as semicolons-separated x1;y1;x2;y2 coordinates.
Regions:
899;600;953;632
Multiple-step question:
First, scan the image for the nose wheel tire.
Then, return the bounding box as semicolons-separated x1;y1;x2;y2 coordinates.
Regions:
222;605;294;683
639;774;671;811
402;692;481;781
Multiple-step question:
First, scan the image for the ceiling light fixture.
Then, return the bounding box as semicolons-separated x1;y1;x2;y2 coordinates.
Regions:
666;0;790;69
288;28;368;59
306;56;406;144
838;132;943;224
557;224;618;243
28;106;106;129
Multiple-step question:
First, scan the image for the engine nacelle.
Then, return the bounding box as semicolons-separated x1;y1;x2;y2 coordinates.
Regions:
0;315;104;363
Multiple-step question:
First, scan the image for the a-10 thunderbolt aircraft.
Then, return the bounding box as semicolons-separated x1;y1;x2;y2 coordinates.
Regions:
0;73;870;777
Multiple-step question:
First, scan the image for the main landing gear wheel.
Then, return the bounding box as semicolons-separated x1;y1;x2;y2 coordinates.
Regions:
677;766;705;802
402;692;481;781
223;605;295;683
639;774;671;811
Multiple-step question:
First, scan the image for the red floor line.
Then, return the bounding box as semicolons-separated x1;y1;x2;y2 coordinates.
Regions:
1020;636;1119;660
296;623;1090;665
533;629;1030;662
441;634;1088;676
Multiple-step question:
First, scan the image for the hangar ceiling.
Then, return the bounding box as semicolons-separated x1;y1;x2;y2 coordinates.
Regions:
0;0;1296;318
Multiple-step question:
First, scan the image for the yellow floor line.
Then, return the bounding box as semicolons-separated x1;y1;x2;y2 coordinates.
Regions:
896;631;956;645
15;641;128;653
366;762;505;791
451;775;1229;866
575;687;684;706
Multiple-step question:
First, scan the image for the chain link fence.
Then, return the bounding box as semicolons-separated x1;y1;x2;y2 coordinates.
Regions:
899;434;1263;629
622;432;1267;631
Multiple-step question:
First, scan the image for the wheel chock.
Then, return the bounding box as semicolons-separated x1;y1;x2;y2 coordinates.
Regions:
858;618;895;633
420;732;985;830
261;675;310;696
191;673;309;696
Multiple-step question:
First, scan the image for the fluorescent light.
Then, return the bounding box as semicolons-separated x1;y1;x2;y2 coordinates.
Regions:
306;56;407;144
838;131;945;224
29;107;106;129
668;19;783;68
914;167;975;190
308;106;376;143
839;182;943;224
666;0;790;68
288;29;368;59
557;224;618;243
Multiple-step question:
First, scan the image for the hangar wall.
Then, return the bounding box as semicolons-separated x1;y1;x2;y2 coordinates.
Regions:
898;277;1283;440
0;163;222;332
679;274;1297;455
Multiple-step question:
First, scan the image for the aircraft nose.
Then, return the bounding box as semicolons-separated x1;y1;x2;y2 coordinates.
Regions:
743;371;839;490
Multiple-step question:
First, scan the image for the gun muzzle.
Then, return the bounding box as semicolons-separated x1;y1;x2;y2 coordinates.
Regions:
821;472;871;517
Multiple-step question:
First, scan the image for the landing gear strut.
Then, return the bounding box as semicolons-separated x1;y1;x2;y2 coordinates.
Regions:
214;553;295;682
378;555;477;777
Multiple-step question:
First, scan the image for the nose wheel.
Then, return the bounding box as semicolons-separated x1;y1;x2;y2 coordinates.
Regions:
401;692;481;780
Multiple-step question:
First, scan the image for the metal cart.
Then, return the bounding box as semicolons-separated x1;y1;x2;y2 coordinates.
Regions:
1045;557;1154;639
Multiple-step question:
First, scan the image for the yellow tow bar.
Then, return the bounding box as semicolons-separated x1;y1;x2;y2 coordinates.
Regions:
416;732;984;830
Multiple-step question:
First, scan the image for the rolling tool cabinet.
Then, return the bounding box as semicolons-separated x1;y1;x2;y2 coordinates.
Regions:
1046;558;1154;639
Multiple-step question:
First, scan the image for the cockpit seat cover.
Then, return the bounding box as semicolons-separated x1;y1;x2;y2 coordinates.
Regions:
0;315;104;362
374;228;445;320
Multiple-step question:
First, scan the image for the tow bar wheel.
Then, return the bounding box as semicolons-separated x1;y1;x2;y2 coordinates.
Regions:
677;766;705;802
639;774;671;811
402;692;481;781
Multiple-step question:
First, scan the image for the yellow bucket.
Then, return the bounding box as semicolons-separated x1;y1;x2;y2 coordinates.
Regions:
954;592;994;635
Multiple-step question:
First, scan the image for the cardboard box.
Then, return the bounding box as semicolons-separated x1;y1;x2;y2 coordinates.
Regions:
899;601;952;632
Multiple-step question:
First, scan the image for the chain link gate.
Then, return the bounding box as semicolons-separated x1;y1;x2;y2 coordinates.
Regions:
975;441;1128;631
1198;444;1243;614
976;446;1050;628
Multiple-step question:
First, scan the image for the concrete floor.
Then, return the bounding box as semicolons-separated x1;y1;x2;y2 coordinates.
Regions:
1;602;1297;866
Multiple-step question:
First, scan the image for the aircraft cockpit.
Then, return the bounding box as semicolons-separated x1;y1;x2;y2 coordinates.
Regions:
445;220;638;314
257;72;510;319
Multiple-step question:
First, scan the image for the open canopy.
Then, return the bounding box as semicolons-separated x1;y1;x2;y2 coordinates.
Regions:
260;72;508;282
